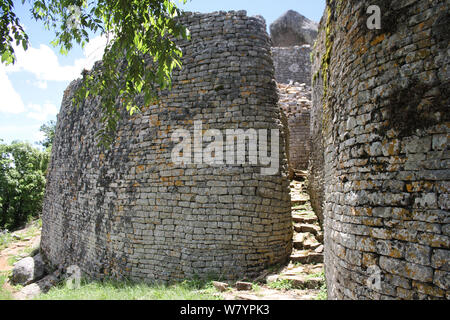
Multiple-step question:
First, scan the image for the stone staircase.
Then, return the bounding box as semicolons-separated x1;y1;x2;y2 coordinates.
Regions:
214;178;327;300
265;178;325;290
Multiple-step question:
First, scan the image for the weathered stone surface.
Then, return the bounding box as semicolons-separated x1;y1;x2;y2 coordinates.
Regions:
11;254;45;286
40;11;293;283
236;281;253;291
311;0;449;300
270;10;318;47
15;273;59;300
278;83;311;171
212;281;229;292
273;46;312;85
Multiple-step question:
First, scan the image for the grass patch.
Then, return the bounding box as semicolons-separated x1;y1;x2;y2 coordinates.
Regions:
305;271;325;280
267;279;294;290
313;271;327;300
0;272;13;300
251;283;262;292
7;246;39;266
37;278;224;300
315;282;328;300
0;219;41;251
0;233;14;251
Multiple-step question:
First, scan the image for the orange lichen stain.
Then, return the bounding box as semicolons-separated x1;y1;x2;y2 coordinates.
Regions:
370;34;385;46
133;183;140;188
149;115;159;126
417;22;425;31
406;184;415;192
136;165;145;174
387;143;396;155
241;91;253;97
175;180;183;187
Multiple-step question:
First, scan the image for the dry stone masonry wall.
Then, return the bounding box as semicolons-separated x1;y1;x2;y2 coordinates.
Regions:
272;45;312;85
311;0;449;299
278;83;312;171
40;11;293;283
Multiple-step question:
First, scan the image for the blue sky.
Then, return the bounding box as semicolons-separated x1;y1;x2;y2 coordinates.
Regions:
0;0;325;146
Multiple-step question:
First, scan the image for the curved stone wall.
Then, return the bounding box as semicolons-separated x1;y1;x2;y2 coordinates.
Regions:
311;0;449;299
278;83;312;171
40;11;292;282
273;45;312;85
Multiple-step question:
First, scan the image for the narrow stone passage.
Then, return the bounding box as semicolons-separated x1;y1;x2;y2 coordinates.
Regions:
264;177;325;290
221;176;326;300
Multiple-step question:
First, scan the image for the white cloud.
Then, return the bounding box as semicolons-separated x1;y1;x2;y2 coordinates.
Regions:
76;35;109;71
26;102;58;121
0;65;26;114
34;80;48;89
5;35;108;82
0;34;107;117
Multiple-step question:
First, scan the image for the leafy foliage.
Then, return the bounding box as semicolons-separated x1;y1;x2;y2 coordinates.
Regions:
38;120;56;150
1;0;190;146
0;0;29;64
0;141;48;230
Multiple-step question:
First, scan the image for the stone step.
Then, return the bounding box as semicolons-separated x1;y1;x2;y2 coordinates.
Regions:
293;240;321;250
293;233;321;250
267;274;324;290
294;223;321;236
291;199;308;207
290;251;324;264
292;215;318;224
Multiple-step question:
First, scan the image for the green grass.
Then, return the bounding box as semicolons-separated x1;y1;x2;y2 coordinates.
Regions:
0;272;13;300
36;279;224;300
251;283;262;292
0;232;14;251
305;271;325;280
314;272;327;300
0;219;41;251
315;282;328;300
267;279;294;290
7;245;39;266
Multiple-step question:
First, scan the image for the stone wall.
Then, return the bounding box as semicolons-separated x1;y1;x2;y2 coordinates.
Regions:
40;11;293;282
311;0;449;299
278;83;312;171
273;46;312;85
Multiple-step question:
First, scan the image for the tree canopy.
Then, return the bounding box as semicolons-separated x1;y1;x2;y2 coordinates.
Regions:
1;0;190;146
38;120;56;150
0;141;48;230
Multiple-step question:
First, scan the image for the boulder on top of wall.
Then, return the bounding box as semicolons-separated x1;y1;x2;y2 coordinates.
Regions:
270;10;318;47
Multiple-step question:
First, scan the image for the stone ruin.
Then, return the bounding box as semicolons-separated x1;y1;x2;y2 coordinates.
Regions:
277;83;312;172
41;11;292;282
270;10;315;173
310;0;449;299
41;1;449;300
